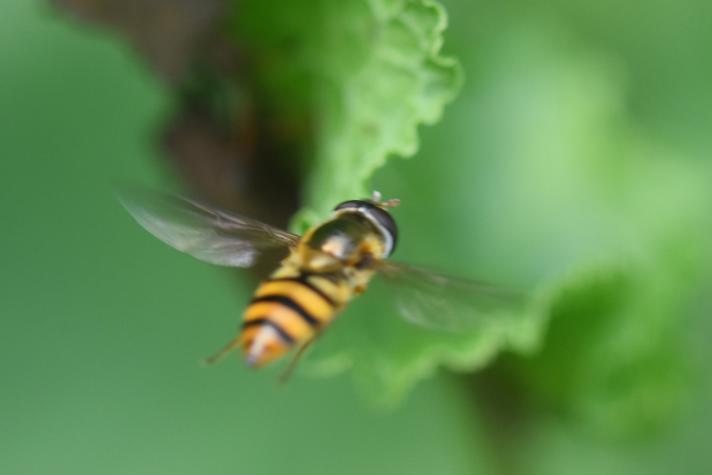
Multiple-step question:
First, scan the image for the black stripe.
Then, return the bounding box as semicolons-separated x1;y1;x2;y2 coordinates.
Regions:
251;294;321;328
269;275;337;307
242;318;295;344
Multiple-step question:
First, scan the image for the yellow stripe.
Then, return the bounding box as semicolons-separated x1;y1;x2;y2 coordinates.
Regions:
255;280;333;322
243;302;313;341
307;275;351;307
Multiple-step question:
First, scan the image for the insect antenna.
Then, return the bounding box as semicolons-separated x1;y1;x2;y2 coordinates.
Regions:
370;190;401;209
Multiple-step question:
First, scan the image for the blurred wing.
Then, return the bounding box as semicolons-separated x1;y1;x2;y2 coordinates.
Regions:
118;187;300;267
377;260;524;331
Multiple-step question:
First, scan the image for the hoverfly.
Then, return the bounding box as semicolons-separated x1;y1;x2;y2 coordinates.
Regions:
120;189;521;375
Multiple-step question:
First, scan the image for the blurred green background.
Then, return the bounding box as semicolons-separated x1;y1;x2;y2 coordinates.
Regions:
2;1;711;474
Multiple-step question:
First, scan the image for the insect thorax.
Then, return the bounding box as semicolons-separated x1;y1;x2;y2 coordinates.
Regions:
302;212;387;266
257;212;388;316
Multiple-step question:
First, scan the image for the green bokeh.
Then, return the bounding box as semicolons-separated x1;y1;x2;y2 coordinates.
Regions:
2;1;712;474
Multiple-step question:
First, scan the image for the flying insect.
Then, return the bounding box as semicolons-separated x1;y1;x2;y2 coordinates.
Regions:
119;189;520;373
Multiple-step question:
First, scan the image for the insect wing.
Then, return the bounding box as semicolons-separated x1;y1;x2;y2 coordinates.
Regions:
118;188;300;267
377;261;524;331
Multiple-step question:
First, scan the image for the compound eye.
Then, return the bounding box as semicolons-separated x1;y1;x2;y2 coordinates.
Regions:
333;200;366;212
366;207;398;255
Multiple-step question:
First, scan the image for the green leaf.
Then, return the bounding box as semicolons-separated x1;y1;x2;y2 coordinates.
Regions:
234;1;711;423
310;24;710;417
510;265;694;437
233;0;463;230
424;25;709;433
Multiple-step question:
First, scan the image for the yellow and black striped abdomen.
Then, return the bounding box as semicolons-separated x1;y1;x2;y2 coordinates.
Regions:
240;274;341;367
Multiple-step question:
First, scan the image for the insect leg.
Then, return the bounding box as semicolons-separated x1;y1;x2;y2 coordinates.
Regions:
278;333;320;384
202;335;243;366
